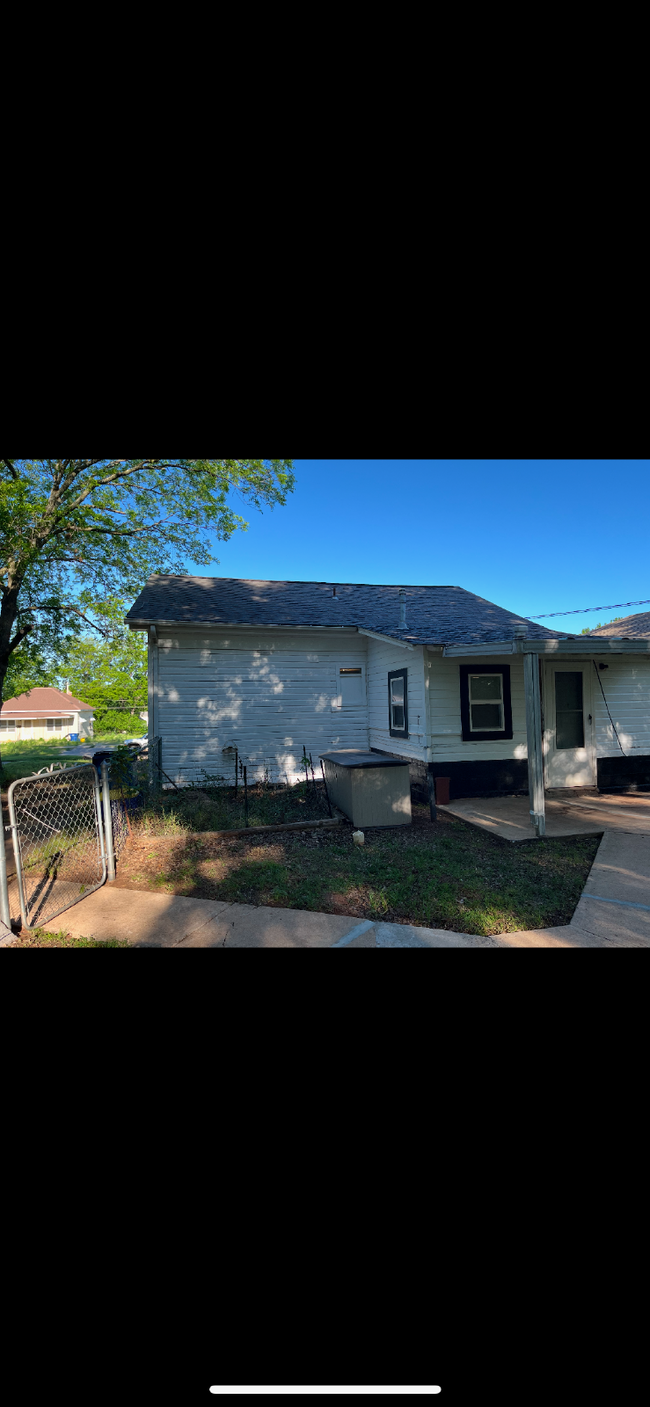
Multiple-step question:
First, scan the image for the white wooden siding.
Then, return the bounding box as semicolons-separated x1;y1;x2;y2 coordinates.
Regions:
426;653;650;763
590;658;650;756
426;653;528;762
367;639;427;761
152;630;370;784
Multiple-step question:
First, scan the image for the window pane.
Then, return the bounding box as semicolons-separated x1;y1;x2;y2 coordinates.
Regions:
555;672;583;711
340;668;362;675
390;679;404;707
471;703;503;729
470;675;502;701
392;704;405;728
556;712;584;749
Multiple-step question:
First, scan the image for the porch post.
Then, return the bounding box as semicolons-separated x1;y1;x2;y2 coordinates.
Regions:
524;652;545;837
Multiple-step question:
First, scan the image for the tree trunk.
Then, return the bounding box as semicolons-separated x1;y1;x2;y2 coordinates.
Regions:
0;587;21;783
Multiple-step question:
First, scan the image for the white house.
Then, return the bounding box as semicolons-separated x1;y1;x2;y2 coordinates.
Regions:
0;687;94;741
125;576;650;833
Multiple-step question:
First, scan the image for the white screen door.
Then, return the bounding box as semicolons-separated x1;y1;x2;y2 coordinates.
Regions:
544;662;595;786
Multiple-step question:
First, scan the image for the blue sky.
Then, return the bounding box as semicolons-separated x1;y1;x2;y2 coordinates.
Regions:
203;459;650;635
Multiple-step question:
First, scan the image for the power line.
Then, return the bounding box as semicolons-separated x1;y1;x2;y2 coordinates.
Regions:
528;597;650;619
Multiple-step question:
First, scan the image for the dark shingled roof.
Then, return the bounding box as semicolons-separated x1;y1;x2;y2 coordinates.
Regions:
588;610;650;638
126;576;573;645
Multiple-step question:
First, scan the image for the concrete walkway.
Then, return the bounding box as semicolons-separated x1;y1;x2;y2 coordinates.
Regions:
4;812;650;948
437;791;650;842
26;885;485;947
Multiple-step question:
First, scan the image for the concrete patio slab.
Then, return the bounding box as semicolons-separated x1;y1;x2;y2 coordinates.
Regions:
437;792;650;842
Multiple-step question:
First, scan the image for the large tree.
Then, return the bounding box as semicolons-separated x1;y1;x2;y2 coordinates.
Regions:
0;458;294;773
63;597;148;733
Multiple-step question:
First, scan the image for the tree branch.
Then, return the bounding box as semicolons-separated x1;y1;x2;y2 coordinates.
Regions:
1;458;19;480
66;460;187;511
49;521;164;538
19;604;110;635
8;624;36;655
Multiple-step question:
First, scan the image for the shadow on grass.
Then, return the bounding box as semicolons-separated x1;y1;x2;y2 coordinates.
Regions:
121;814;601;936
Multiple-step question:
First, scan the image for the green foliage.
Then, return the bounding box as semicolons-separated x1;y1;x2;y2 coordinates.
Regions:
106;742;142;800
0;458;294;773
3;635;59;698
63;596;147;723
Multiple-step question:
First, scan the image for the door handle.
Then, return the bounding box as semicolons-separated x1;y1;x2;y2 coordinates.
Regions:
588;715;592;723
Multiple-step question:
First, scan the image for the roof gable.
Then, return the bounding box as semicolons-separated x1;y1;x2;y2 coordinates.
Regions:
125;574;572;645
1;687;91;715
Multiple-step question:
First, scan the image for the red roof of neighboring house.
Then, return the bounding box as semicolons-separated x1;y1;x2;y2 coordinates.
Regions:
0;687;92;717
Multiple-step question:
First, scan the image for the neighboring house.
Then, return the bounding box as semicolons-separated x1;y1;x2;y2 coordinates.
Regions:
0;688;94;741
125;577;650;828
588;610;650;638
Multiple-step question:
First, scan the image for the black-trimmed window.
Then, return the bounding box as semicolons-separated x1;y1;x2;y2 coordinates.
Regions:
388;667;408;737
460;664;513;742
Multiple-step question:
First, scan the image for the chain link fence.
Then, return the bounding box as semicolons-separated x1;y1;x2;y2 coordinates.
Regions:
7;764;106;930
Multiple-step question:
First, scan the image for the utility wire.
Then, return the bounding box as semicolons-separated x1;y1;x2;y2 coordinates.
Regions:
529;597;650;619
592;662;626;757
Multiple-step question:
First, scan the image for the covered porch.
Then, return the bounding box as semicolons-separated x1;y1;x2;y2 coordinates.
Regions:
437;790;650;842
439;635;650;839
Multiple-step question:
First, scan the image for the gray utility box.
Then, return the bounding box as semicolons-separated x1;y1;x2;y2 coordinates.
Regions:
320;751;412;829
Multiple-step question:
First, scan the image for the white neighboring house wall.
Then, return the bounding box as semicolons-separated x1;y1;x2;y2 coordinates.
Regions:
0;709;93;741
366;637;428;761
149;628;371;784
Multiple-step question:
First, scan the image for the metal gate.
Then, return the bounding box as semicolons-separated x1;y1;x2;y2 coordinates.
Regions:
7;764;107;930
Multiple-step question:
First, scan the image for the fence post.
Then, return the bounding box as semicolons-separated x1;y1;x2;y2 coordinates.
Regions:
0;803;11;928
101;761;116;881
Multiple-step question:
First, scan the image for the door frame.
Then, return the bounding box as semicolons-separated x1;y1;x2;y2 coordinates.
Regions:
543;659;596;787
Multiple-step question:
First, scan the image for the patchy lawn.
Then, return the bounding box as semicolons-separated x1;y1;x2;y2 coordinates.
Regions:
114;805;600;936
0;739;91;783
137;778;332;834
7;927;129;948
0;732;145;786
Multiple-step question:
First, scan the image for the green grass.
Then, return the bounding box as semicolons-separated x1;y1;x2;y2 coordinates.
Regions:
138;777;332;835
0;739;92;783
7;927;129;948
125;810;601;935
